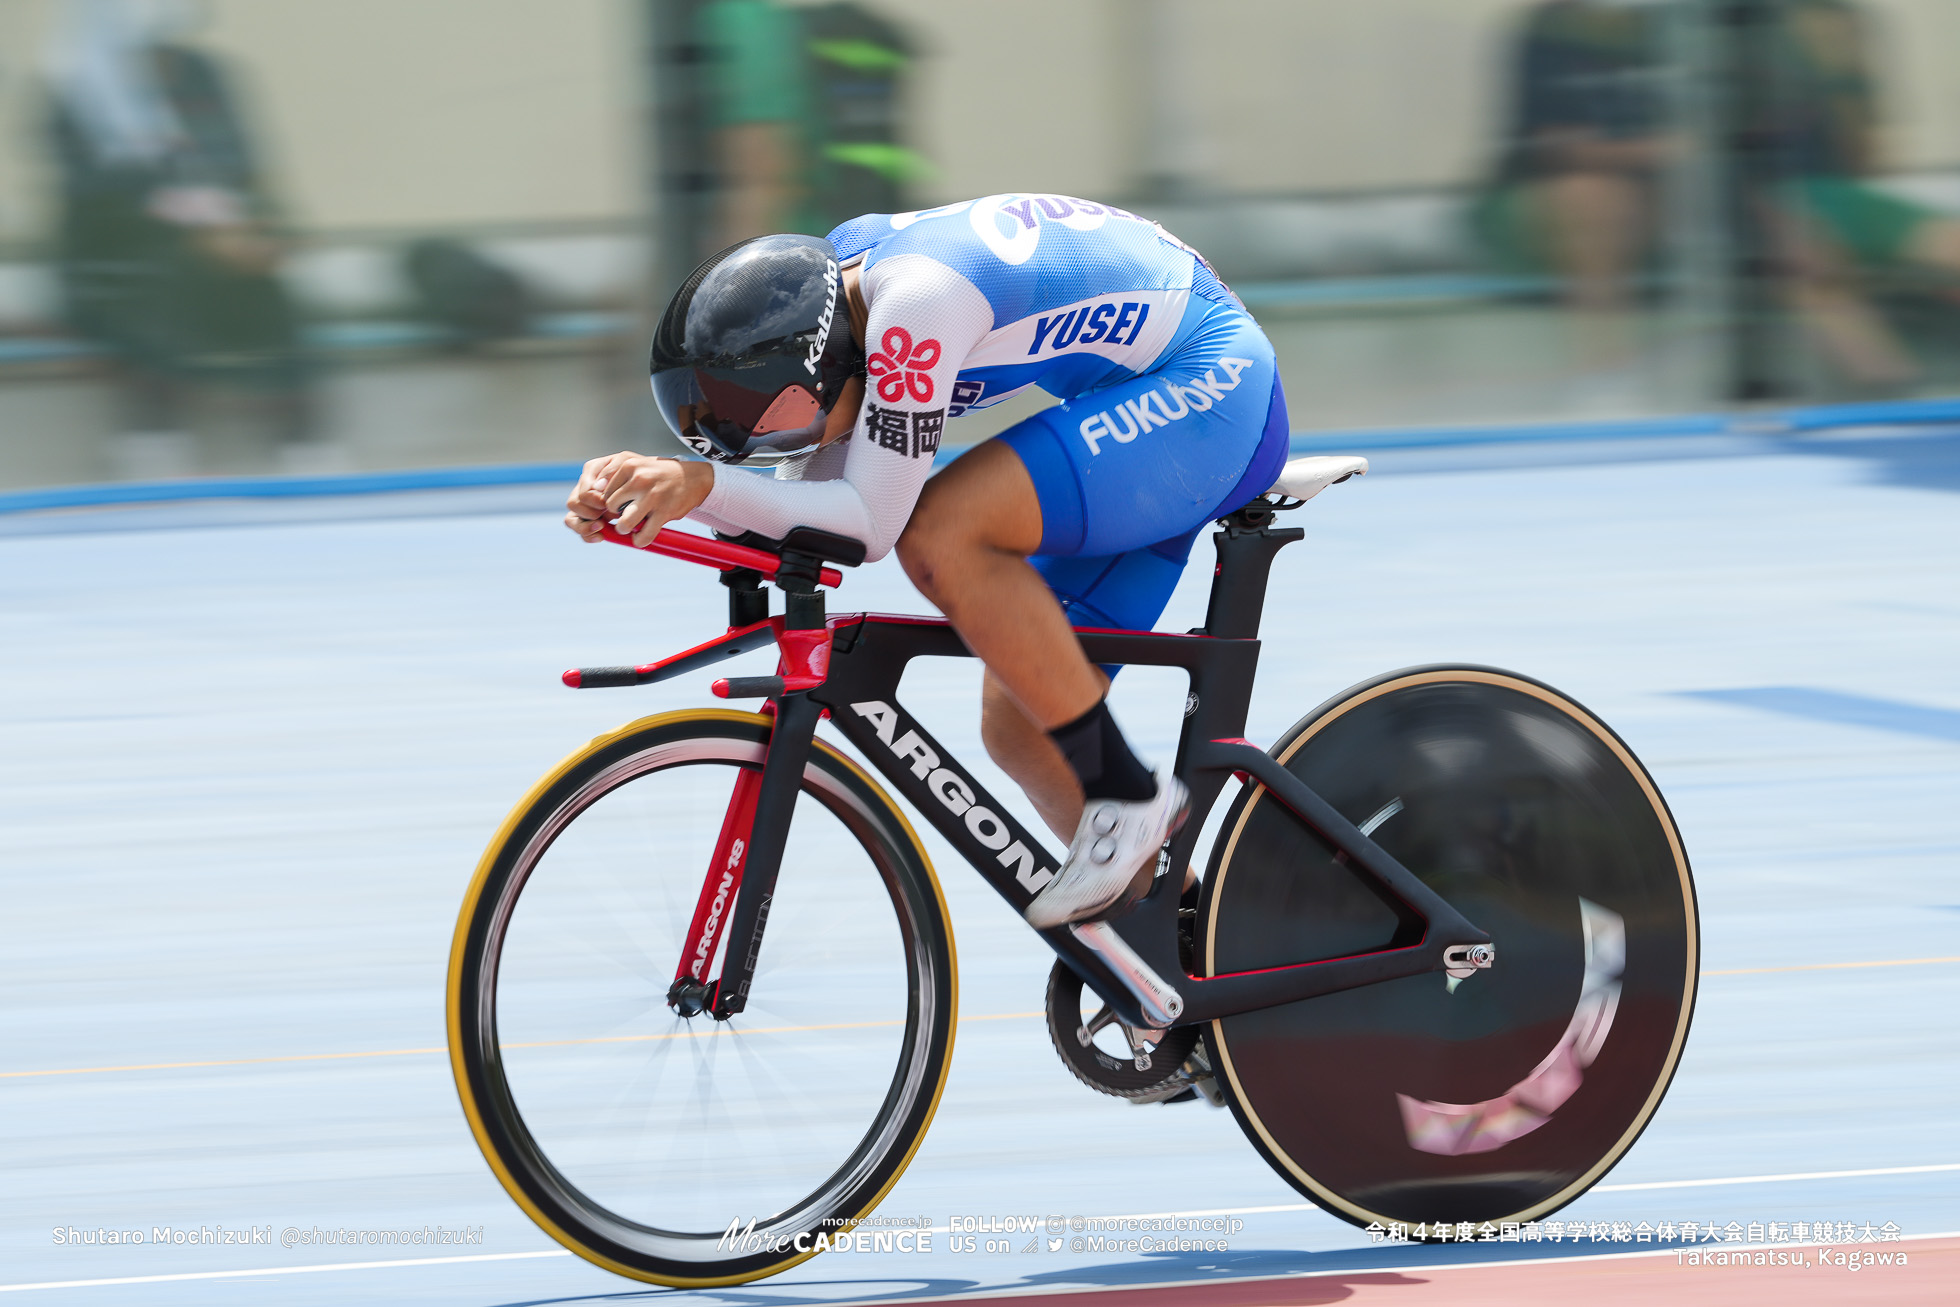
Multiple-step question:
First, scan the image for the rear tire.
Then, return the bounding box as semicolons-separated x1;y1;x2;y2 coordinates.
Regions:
1201;667;1697;1231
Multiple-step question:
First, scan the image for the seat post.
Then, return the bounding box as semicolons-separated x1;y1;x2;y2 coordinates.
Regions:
1202;502;1305;640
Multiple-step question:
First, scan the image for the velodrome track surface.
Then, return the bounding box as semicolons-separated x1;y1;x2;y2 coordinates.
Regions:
2;426;1957;1304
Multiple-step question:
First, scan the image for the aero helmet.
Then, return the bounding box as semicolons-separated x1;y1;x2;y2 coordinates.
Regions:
648;234;861;462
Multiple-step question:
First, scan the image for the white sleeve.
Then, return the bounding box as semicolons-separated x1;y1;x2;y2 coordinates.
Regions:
689;255;994;562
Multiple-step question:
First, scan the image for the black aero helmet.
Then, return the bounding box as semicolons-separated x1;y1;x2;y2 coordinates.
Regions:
649;234;862;463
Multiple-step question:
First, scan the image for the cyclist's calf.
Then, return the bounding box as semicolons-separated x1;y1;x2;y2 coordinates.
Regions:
980;672;1089;842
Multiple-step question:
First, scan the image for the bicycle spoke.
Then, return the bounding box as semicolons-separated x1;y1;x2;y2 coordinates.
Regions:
452;715;954;1280
490;751;913;1232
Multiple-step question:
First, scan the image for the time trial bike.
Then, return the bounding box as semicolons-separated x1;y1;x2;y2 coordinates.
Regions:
445;454;1698;1286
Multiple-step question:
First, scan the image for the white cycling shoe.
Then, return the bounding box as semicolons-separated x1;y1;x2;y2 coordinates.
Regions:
1025;777;1190;930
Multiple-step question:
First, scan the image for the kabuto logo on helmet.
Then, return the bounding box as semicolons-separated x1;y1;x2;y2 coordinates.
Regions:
649;235;853;464
805;258;840;376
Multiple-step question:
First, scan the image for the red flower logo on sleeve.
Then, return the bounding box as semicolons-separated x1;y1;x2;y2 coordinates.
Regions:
866;326;941;403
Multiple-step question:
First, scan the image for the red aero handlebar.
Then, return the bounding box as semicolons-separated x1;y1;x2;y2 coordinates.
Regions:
598;524;844;588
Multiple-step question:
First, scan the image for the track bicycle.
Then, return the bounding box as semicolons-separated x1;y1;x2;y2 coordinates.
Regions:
446;454;1699;1286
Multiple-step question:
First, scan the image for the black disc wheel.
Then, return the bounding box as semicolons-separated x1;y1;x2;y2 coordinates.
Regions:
447;710;956;1285
1202;667;1697;1231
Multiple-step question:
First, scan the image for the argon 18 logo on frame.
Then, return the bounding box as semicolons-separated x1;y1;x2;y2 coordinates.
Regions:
849;700;1055;894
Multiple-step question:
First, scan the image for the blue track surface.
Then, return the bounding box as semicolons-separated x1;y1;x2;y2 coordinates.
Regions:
6;391;1960;517
2;428;1957;1303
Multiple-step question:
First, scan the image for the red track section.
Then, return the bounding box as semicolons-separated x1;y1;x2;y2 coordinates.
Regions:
894;1236;1958;1306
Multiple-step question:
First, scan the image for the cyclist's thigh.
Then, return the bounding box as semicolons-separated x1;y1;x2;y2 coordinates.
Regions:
998;305;1289;561
1030;529;1201;637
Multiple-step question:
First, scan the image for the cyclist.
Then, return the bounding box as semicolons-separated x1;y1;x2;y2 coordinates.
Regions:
565;194;1291;928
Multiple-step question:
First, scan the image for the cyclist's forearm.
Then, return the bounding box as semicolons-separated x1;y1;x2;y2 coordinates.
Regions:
694;463;887;556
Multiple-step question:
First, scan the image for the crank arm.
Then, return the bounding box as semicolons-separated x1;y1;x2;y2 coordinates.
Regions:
1070;919;1183;1028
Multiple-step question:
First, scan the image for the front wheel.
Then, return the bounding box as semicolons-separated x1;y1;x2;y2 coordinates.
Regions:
1201;667;1697;1231
447;709;957;1285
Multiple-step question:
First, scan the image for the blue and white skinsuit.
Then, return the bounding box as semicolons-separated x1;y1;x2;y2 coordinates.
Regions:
688;193;1291;634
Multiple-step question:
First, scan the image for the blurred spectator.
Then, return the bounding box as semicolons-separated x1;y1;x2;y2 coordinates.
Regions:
43;0;309;476
1748;0;1960;389
799;4;920;231
403;239;532;350
1477;0;1676;367
697;0;919;250
699;0;814;248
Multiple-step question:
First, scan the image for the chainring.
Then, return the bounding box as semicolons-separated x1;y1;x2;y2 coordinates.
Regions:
1044;958;1204;1100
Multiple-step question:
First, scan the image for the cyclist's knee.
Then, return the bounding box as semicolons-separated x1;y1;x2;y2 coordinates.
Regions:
896;483;969;598
894;518;950;599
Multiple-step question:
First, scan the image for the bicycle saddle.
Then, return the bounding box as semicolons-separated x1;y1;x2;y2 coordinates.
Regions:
1267;455;1369;505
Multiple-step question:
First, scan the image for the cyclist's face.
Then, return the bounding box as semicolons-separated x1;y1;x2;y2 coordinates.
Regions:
815;265;869;447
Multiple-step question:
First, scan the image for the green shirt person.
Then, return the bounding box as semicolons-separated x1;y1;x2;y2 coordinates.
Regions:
699;0;923;248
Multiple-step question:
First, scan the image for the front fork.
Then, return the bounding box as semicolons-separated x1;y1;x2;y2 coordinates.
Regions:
667;763;762;1017
667;567;829;1021
677;693;822;1020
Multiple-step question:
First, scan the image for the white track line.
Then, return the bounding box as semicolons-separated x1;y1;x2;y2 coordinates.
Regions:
6;1166;1955;1295
921;1162;1960;1233
1597;1161;1960;1192
0;1251;570;1294
868;1230;1960;1307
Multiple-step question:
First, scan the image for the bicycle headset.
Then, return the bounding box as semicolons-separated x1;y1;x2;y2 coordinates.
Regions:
648;234;864;463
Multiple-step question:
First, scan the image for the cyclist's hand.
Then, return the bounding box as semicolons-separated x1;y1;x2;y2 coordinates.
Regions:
600;454;715;546
564;453;631;543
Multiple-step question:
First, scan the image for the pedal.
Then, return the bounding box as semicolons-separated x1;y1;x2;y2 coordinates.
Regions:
1069;919;1183;1028
1184;1039;1226;1108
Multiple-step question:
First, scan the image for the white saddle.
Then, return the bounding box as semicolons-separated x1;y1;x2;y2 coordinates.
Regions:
1268;455;1369;503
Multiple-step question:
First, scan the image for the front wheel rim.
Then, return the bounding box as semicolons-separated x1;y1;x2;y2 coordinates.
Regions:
447;714;954;1283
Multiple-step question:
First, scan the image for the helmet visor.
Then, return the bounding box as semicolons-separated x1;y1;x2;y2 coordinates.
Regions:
651;355;830;462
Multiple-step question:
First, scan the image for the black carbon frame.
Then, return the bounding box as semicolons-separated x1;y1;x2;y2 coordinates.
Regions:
797;615;1489;1028
671;510;1490;1030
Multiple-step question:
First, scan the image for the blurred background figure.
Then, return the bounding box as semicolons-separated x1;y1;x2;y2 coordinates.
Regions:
1477;0;1677;371
402;237;534;351
42;0;308;477
1745;0;1960;392
6;0;1960;497
696;0;918;250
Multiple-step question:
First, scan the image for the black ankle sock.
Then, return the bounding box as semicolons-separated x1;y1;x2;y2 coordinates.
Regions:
1049;698;1157;801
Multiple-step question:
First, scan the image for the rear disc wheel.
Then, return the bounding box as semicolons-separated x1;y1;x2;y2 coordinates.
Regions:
1202;667;1697;1230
